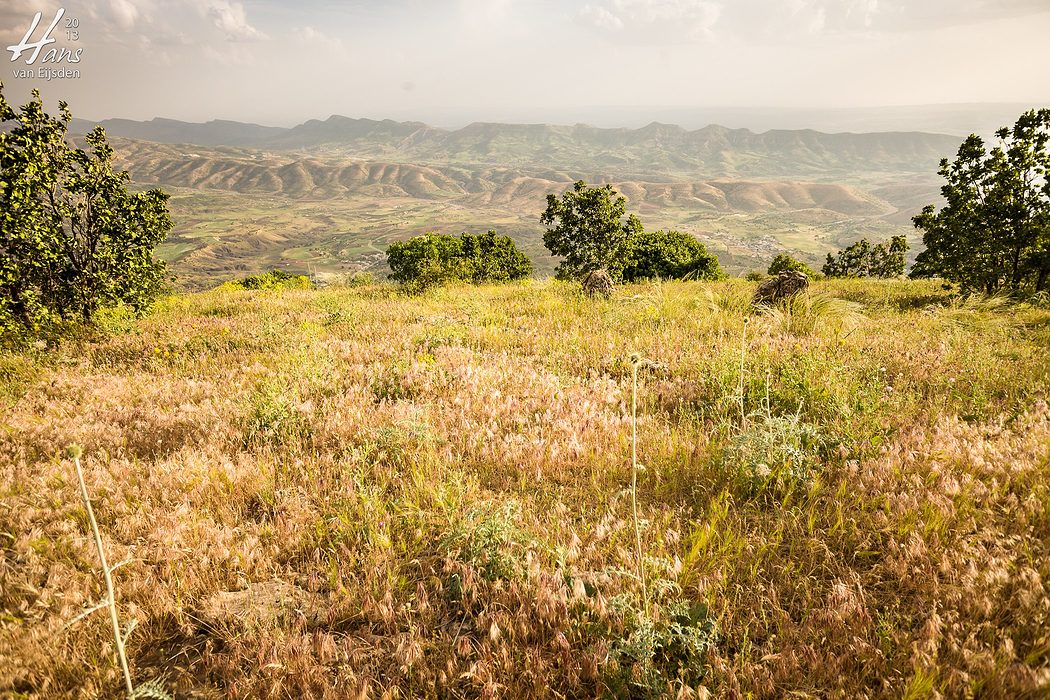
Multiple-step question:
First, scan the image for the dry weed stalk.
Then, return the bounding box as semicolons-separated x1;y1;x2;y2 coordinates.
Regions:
739;317;749;427
67;444;134;697
630;353;650;618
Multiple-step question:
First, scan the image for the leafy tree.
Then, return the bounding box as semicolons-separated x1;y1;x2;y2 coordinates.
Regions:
1;86;171;338
621;229;723;282
386;231;531;292
911;109;1050;293
541;181;642;279
459;230;534;282
387;232;467;291
768;253;816;277
822;236;908;278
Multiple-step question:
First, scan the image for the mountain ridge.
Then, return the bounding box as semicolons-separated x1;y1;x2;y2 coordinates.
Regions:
70;115;961;180
109;138;890;216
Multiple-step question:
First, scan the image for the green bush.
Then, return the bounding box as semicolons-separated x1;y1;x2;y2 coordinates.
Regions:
768;253;816;277
621;230;724;282
823;236;908;278
1;87;171;342
228;269;312;291
386;230;532;292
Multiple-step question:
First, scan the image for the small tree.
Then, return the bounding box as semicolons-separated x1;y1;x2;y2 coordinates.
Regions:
823;236;908;278
386;231;532;292
541;181;642;280
387;233;470;291
1;86;171;338
768;253;816;277
621;230;723;282
459;230;534;282
911;109;1050;293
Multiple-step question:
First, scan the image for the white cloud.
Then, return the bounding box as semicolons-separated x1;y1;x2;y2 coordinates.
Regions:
0;0;60;36
200;0;268;41
578;4;624;32
108;0;139;31
719;0;1050;38
577;0;722;42
576;0;1050;43
292;26;348;59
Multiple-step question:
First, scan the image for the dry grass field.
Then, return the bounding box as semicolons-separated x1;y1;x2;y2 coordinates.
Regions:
1;279;1048;698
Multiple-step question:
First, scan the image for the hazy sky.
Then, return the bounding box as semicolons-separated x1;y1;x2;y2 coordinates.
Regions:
3;0;1049;127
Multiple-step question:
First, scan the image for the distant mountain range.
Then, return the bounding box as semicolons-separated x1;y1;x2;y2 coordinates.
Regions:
61;113;967;287
71;115;963;181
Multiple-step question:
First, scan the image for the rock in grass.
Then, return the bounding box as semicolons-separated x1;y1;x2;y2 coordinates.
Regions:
582;269;614;298
196;580;322;631
752;270;809;305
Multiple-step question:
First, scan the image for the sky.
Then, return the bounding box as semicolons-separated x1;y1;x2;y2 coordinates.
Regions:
2;0;1049;129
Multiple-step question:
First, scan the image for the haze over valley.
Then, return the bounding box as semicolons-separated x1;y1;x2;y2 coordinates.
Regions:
72;115;962;287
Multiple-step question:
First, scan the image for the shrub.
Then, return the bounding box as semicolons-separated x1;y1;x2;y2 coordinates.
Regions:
823;236;908;278
459;230;534;282
621;230;724;282
768;253;816;277
342;271;376;287
387;231;532;292
228;269;312;291
1;88;171;341
744;270;766;282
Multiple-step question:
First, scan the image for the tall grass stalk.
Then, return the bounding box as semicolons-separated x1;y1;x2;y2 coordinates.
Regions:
69;444;134;697
630;354;650;618
739;317;749;427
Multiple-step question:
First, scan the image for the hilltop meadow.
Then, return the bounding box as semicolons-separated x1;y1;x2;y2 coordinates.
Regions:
1;278;1048;698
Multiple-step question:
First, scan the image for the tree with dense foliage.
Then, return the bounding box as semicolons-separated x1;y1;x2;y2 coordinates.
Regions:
386;230;532;291
459;230;534;282
0;86;172;338
911;109;1050;293
541;181;642;279
768;253;816;278
621;229;723;282
823;236;908;278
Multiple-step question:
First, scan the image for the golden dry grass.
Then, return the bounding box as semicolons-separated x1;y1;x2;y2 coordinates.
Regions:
1;278;1048;698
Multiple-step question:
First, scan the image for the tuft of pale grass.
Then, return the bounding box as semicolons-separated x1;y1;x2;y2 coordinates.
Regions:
755;289;865;336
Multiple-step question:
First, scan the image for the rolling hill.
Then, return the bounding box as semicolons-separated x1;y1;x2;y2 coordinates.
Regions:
110;138;889;216
75;116;960;180
64;115;960;288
